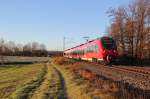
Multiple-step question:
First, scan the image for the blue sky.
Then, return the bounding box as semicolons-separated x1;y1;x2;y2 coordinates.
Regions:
0;0;131;50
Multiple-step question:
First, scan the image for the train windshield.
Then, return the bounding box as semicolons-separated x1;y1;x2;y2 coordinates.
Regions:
101;37;116;49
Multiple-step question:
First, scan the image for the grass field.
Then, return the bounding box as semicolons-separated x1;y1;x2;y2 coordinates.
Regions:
0;63;45;98
0;57;117;99
0;56;49;64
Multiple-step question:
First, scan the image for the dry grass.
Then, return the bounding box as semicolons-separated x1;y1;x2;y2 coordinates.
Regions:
30;65;51;99
0;63;45;98
52;57;150;99
54;65;91;99
31;64;68;99
51;58;118;99
52;57;75;65
10;64;47;99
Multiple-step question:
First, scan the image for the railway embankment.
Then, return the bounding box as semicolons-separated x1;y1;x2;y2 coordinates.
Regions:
52;58;115;99
52;57;150;99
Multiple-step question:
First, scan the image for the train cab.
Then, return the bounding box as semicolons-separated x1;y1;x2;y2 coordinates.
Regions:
100;37;118;64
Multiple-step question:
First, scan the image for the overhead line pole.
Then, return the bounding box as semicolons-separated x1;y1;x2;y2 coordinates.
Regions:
63;37;65;51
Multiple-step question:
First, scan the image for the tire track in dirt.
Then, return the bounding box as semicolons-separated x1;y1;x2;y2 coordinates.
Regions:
11;65;47;99
54;65;92;99
31;63;68;99
52;66;68;99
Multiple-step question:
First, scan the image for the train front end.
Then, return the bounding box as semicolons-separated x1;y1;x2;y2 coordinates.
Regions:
101;37;118;64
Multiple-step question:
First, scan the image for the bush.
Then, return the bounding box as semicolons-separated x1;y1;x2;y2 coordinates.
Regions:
52;57;75;65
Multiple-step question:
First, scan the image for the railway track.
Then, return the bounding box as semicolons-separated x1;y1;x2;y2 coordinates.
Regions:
78;62;150;90
112;65;150;76
91;62;150;78
81;62;150;79
75;63;150;99
110;65;150;79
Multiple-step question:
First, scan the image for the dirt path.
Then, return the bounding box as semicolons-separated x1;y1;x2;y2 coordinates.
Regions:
31;63;68;99
51;67;68;98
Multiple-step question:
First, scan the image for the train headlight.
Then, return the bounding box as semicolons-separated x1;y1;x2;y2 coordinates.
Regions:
113;50;116;53
103;50;106;54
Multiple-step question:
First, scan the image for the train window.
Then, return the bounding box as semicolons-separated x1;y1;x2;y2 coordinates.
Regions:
101;37;116;49
87;47;89;52
83;48;86;54
88;46;92;52
88;46;91;52
94;44;98;52
93;45;95;52
86;45;94;53
91;45;94;52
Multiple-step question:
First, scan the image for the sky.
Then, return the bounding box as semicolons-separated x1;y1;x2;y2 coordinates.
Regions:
0;0;131;51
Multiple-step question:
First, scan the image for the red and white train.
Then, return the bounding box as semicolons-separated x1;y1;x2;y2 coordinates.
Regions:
63;36;118;64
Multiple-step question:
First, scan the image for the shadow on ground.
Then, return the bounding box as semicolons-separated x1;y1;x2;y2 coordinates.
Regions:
53;67;68;99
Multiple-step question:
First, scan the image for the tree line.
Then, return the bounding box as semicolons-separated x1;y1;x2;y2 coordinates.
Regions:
0;38;48;57
107;0;150;61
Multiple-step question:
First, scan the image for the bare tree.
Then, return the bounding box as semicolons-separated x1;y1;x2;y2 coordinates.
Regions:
108;0;150;64
0;38;48;57
7;41;16;55
108;7;127;55
32;42;40;51
23;43;32;56
39;44;46;51
0;38;4;64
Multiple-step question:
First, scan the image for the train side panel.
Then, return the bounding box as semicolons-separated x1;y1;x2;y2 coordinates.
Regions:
63;37;118;64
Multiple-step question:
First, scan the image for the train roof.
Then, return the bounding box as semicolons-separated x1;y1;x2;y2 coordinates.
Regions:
64;36;112;52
